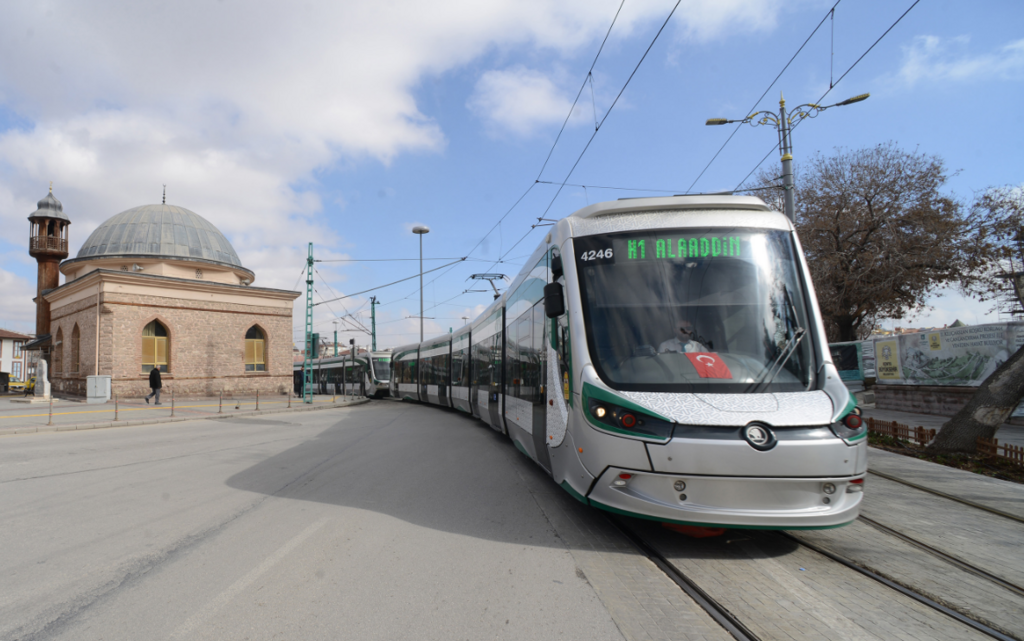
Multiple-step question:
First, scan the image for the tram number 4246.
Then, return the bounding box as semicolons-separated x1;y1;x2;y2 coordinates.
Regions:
580;248;613;261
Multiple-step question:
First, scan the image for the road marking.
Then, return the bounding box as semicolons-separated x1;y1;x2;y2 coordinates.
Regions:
171;518;330;639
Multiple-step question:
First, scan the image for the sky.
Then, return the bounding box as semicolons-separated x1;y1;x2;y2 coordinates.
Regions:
1;0;1022;349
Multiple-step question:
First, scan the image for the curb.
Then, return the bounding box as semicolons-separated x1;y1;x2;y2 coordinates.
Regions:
0;398;371;437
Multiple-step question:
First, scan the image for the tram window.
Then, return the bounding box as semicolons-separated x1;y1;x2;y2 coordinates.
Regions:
505;319;518;395
516;315;532;401
533;302;545;397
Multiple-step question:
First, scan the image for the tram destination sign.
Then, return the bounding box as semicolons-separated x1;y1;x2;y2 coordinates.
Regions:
575;232;745;266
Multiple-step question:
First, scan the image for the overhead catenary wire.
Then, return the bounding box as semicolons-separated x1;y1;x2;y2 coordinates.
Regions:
329;2;662;315
537;0;683;223
535;0;626;180
314;258;465;306
314;267;371;334
685;0;843;194
315;257;491;263
732;0;922;191
535;180;779;195
467;0;683;279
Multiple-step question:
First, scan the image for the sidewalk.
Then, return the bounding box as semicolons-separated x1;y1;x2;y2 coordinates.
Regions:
0;393;369;436
861;406;1024;448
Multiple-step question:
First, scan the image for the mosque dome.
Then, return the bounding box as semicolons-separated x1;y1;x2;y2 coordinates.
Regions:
67;204;246;271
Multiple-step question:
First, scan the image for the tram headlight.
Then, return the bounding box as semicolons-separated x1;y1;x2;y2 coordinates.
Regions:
585;395;674;441
822;483;836;495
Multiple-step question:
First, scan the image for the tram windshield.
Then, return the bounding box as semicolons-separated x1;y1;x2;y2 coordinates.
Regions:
371;357;392;380
574;227;817;393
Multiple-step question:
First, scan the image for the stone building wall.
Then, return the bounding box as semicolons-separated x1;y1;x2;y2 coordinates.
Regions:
873;385;976;416
48;293;105;397
50;288;294;398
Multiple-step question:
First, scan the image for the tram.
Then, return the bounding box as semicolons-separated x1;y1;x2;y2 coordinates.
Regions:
293;350;392;398
391;195;866;529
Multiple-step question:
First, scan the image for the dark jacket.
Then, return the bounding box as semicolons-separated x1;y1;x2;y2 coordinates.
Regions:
149;368;162;389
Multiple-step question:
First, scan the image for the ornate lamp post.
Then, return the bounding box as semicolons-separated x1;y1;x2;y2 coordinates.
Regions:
706;92;869;221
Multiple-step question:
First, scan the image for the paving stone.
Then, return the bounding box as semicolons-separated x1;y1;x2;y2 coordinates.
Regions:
632;521;992;641
791;518;1024;638
868;447;1024;519
859;475;1024;587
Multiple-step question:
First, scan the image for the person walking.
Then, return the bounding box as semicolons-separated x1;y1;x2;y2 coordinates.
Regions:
145;367;162;405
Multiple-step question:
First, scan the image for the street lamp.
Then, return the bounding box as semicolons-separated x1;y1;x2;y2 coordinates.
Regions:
412;225;430;342
706;92;869;221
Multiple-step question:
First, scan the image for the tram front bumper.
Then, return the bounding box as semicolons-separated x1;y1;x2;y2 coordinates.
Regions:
587;467;862;529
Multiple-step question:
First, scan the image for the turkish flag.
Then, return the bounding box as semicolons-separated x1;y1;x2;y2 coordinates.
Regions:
685;352;733;379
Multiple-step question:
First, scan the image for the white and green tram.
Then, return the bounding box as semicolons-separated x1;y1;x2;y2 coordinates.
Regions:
294;350;392;399
391;195;866;529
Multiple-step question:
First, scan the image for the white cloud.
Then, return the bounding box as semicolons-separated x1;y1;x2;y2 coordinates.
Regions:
0;0;784;323
468;66;579;137
897;35;1024;86
0;267;37;334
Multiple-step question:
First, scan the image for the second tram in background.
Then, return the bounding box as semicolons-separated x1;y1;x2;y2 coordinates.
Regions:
293;350;392;399
391;195;867;530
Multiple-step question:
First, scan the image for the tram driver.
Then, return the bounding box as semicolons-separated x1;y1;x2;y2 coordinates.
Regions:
658;317;710;354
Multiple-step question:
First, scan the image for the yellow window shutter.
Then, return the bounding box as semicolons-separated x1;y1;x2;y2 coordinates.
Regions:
142;336;155;365
155;337;167;365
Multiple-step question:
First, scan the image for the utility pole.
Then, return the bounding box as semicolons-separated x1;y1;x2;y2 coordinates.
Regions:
349;338;355;399
370;296;379;351
303;243;314;404
333;320;339;357
412;226;430;341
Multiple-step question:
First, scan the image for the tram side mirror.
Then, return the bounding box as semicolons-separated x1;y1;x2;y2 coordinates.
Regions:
544;282;565;318
551;253;563;280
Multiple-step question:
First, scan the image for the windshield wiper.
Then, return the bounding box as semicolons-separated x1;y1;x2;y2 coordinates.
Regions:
753;327;806;392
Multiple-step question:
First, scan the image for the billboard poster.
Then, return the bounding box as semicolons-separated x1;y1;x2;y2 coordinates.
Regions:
875;340;901;381
873;322;1024;387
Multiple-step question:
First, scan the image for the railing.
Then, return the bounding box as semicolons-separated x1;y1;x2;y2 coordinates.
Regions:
976;437;1024;466
865;417;935;446
30;235;68;253
866;417;1024;467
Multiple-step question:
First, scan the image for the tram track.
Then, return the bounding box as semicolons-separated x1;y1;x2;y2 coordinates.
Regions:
866;468;1024;525
605;515;762;641
779;530;1021;641
856;514;1024;599
608;513;1021;641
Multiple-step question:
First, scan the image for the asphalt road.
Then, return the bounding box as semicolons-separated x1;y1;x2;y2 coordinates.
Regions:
0;402;631;641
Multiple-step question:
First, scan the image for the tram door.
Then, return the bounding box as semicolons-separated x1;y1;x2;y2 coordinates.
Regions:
530;302;550;472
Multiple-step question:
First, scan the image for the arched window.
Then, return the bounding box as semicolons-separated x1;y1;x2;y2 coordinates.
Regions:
53;327;63;374
142;320;168;373
70;324;81;374
245;326;266;372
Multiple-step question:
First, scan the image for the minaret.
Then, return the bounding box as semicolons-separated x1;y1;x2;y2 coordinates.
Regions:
28;185;70;337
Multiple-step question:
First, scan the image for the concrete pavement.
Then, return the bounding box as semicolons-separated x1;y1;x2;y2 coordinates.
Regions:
2;397;1022;640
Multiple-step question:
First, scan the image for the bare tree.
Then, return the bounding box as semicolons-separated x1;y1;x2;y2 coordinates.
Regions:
929;185;1024;453
747;142;975;342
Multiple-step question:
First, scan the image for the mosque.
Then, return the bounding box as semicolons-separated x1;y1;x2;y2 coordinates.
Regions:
24;188;300;398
